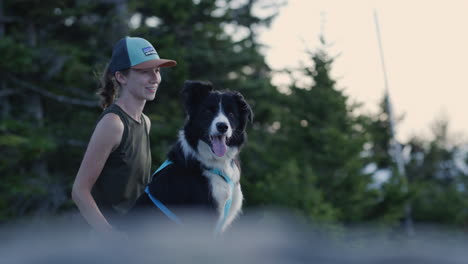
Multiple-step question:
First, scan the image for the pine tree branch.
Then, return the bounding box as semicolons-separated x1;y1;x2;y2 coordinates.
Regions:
60;83;98;98
8;75;99;108
65;139;88;147
0;89;17;97
0;15;19;23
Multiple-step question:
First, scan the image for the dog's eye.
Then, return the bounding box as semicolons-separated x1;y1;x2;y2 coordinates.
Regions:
228;112;235;118
205;107;217;114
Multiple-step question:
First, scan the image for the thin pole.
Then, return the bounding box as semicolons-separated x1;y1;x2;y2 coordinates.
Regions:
373;9;414;236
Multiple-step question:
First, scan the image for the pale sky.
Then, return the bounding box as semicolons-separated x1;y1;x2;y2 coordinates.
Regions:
259;0;468;142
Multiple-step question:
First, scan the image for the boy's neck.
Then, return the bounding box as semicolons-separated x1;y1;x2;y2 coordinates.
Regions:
115;99;145;123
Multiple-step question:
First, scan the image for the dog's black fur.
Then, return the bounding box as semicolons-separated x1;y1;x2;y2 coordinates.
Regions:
131;80;253;232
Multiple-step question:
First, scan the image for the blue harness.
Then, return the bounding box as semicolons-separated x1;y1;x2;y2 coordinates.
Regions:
145;160;235;235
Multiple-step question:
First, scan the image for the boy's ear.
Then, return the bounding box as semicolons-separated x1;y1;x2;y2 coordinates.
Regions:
114;71;127;85
181;80;213;114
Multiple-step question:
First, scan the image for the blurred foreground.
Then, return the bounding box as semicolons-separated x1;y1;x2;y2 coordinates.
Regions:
1;208;467;264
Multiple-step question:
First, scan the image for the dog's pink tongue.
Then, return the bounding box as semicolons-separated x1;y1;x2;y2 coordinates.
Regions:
211;136;227;157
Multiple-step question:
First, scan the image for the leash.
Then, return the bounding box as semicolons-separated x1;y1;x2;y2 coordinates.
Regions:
147;159;234;235
145;160;182;225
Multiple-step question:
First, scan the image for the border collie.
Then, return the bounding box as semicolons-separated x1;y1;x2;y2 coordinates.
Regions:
132;80;253;234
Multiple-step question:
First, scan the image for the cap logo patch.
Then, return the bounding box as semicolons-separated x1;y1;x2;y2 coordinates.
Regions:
142;46;156;56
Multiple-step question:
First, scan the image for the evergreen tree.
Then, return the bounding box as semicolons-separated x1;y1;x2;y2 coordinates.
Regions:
0;0;284;221
0;0;138;220
364;94;410;226
244;41;381;224
407;118;468;227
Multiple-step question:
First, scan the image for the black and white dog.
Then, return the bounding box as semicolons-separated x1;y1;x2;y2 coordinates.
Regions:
133;80;253;233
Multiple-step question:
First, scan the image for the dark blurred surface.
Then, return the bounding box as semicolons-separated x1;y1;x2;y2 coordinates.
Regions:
1;208;467;264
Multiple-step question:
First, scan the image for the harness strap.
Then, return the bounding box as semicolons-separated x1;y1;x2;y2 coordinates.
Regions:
146;160;182;225
151;159;174;179
148;159;235;235
210;168;235;235
145;186;182;225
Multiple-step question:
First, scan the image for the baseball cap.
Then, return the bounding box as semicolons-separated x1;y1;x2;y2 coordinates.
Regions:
108;36;177;74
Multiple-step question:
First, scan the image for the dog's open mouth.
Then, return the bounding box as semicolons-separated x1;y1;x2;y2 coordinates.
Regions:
210;135;228;157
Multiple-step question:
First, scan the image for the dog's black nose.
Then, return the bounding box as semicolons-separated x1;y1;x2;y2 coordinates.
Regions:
216;122;228;133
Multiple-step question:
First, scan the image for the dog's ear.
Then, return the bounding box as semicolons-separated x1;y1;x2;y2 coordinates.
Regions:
181;80;214;114
233;91;253;130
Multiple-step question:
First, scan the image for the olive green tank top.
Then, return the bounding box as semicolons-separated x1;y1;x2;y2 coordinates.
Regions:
91;104;152;217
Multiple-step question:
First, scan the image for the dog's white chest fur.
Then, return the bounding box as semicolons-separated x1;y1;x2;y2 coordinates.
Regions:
195;138;243;232
203;161;243;233
179;131;244;233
